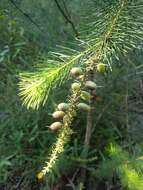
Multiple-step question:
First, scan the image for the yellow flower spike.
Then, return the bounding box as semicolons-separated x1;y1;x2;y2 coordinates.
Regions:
37;171;44;180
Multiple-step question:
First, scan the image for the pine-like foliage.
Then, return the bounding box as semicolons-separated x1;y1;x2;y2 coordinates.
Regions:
19;0;143;109
95;144;143;190
19;49;85;109
18;0;143;182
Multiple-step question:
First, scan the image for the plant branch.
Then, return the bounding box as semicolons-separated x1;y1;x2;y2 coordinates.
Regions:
80;0;128;185
54;0;79;37
84;72;94;149
80;67;95;186
61;0;71;19
36;0;135;180
9;0;43;32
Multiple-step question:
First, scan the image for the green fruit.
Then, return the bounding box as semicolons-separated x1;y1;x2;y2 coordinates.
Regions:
49;122;63;131
52;111;65;120
81;91;91;101
77;103;91;111
71;83;81;92
97;63;106;73
57;103;69;111
70;67;82;77
85;81;96;90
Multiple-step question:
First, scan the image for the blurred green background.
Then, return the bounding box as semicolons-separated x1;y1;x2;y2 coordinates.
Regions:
0;1;143;189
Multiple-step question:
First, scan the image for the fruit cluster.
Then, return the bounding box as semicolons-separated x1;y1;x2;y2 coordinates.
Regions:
48;63;105;131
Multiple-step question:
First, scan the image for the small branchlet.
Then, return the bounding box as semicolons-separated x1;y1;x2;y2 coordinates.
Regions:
36;16;116;178
37;59;101;178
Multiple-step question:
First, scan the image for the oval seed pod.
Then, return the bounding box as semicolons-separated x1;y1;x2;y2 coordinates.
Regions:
52;111;65;120
85;81;96;90
57;103;69;111
70;67;82;77
71;82;81;92
49;122;63;131
80;91;91;101
97;63;106;73
77;103;91;112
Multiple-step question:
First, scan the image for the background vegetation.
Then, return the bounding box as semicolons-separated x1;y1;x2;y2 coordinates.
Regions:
0;0;143;189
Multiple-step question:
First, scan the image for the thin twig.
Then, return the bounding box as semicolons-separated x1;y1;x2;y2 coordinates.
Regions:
10;176;24;190
61;0;71;19
9;0;43;32
65;169;79;190
80;70;94;185
54;0;79;37
94;102;111;128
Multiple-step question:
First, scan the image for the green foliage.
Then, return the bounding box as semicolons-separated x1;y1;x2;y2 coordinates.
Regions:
1;0;79;47
19;50;84;109
0;9;48;185
1;0;143;189
17;0;143;185
95;144;143;190
19;0;143;110
80;0;143;64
